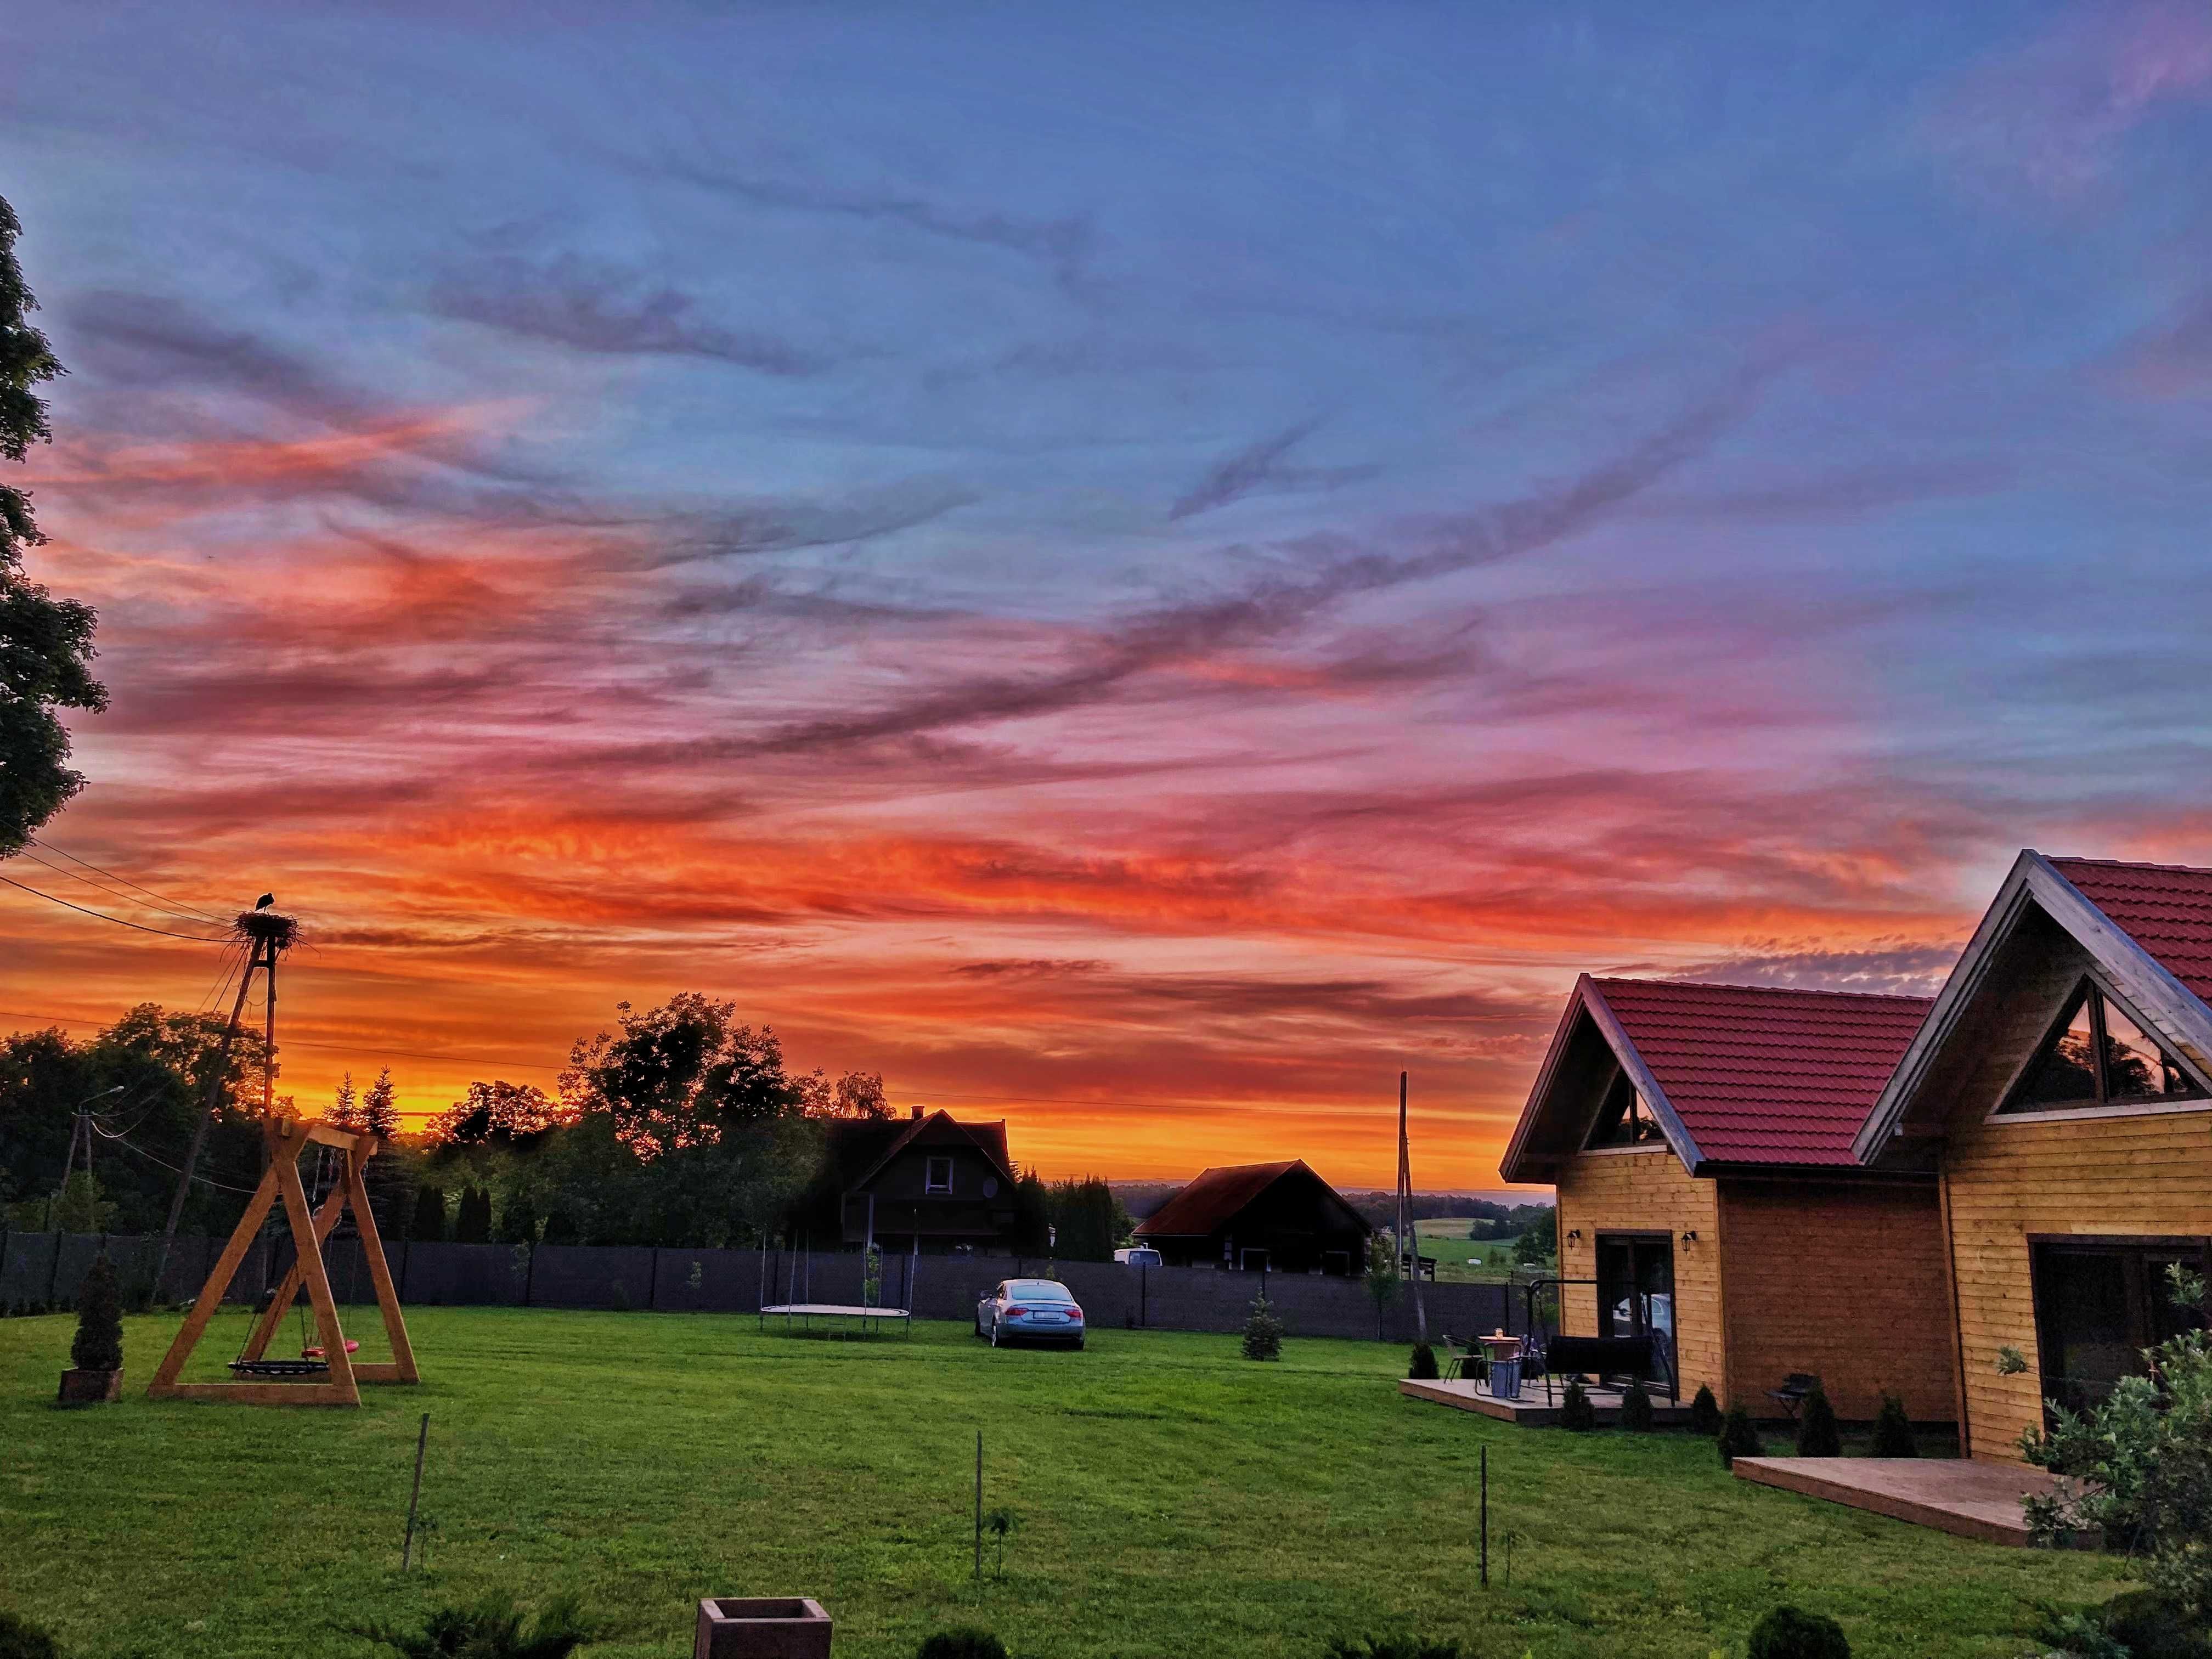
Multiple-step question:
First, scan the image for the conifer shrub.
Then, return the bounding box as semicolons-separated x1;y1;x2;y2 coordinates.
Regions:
358;1590;589;1658
1406;1342;1438;1380
1324;1639;1464;1659
1870;1393;1917;1458
1619;1377;1654;1432
0;1610;63;1659
916;1630;1008;1659
1746;1604;1850;1659
410;1186;447;1243
1560;1376;1596;1432
1689;1383;1722;1436
69;1253;122;1373
1795;1383;1842;1458
1718;1401;1765;1466
1242;1295;1284;1361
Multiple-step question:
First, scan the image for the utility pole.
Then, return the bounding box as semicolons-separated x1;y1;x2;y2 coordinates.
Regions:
1398;1070;1427;1346
155;900;295;1293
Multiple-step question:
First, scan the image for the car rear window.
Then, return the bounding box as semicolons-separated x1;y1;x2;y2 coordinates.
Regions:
1009;1280;1074;1301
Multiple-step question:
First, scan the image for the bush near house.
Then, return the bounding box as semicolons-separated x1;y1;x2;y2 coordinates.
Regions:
1795;1384;1842;1458
1619;1378;1654;1432
1560;1376;1596;1432
1719;1402;1765;1467
1406;1343;1438;1380
1747;1604;1851;1659
1689;1383;1722;1437
68;1255;121;1373
1870;1393;1917;1458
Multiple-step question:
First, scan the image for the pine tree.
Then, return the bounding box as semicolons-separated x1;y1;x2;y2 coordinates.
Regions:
326;1072;362;1131
410;1184;448;1242
1718;1401;1765;1467
1795;1383;1842;1457
69;1252;122;1373
360;1069;401;1139
1870;1393;1917;1458
455;1186;493;1243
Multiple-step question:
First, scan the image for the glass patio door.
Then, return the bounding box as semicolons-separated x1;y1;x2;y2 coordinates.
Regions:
1596;1233;1675;1385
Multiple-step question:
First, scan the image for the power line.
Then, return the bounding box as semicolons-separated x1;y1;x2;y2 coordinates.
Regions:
0;873;229;943
97;1126;263;1194
27;836;230;924
11;845;229;928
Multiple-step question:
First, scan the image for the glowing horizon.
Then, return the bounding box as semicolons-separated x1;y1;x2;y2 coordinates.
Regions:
6;4;2212;1191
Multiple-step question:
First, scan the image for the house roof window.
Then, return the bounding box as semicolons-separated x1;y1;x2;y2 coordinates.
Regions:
2002;980;2205;1114
1584;1066;1664;1149
925;1155;953;1193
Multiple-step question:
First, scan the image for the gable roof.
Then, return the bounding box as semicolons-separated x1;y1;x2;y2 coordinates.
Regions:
828;1109;1015;1192
1854;850;2212;1160
1500;975;1933;1182
1132;1159;1367;1239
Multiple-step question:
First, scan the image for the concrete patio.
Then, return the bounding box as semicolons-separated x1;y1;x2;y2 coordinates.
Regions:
1732;1456;2078;1547
1398;1374;1694;1426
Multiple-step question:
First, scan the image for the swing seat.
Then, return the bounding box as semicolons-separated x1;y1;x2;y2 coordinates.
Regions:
300;1340;360;1359
225;1357;330;1378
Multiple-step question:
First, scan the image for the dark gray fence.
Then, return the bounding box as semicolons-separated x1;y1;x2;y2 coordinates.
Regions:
1;1229;1529;1341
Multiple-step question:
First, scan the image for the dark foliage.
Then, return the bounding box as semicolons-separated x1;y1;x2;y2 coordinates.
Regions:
539;1209;580;1245
1406;1342;1438;1380
1242;1295;1284;1361
1719;1401;1765;1467
1047;1175;1132;1261
410;1186;448;1243
1010;1169;1051;1255
1795;1384;1842;1458
1689;1383;1722;1437
1746;1604;1850;1659
427;1081;569;1149
1619;1378;1654;1433
356;1590;590;1659
1870;1393;1917;1458
498;1193;539;1245
0;1611;61;1659
1324;1638;1464;1659
1560;1375;1596;1432
915;1630;1008;1659
454;1186;494;1244
69;1254;121;1372
2098;1589;2212;1659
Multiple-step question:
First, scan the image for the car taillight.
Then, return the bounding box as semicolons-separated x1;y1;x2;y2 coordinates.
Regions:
1065;1307;1084;1321
1005;1305;1030;1317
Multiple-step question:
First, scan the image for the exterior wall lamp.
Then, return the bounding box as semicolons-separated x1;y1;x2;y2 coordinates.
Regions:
1680;1230;1699;1243
1565;1229;1582;1241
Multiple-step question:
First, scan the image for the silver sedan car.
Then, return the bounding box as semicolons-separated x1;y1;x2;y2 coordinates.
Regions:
975;1278;1087;1348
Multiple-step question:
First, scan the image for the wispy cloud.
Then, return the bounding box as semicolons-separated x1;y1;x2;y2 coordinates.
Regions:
1166;416;1378;521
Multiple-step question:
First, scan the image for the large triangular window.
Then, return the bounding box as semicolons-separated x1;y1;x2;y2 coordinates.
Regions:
2000;980;2205;1114
1585;1066;1666;1148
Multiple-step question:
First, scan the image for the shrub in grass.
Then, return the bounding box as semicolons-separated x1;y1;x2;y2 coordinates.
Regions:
2097;1589;2210;1659
1242;1295;1284;1361
1406;1342;1438;1380
1718;1402;1764;1466
1324;1638;1464;1659
1746;1604;1850;1659
1795;1383;1841;1458
1870;1393;1917;1458
358;1589;589;1658
916;1630;1009;1659
1689;1383;1722;1436
1560;1376;1596;1432
70;1254;123;1373
0;1610;63;1659
1619;1378;1654;1432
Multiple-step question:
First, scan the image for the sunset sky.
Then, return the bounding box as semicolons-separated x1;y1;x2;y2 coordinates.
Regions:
5;3;2211;1190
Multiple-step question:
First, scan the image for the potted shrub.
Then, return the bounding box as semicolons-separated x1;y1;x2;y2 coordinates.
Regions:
58;1253;122;1407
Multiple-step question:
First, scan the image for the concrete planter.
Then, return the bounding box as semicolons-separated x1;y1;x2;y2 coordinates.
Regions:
694;1597;832;1659
57;1368;122;1407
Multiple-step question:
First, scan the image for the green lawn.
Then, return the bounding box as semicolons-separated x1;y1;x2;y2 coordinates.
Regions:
1;1308;2122;1659
1415;1218;1526;1282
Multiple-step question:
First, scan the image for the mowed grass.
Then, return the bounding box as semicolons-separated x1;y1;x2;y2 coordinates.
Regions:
1415;1218;1521;1282
1;1308;2122;1659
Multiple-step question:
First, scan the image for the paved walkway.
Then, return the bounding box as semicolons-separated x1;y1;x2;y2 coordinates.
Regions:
1732;1456;2074;1546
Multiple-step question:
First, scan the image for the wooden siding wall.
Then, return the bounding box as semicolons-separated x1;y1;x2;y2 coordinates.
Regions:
1555;1149;1725;1403
1933;917;2212;1460
1717;1178;1956;1422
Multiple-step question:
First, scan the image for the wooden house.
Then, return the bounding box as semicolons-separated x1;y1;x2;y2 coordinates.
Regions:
1854;853;2212;1461
790;1108;1020;1255
1499;977;1958;1420
1132;1160;1370;1274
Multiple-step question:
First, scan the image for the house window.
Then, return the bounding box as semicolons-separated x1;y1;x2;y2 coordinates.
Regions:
2000;980;2205;1115
924;1156;953;1193
1584;1067;1664;1149
2032;1240;2207;1415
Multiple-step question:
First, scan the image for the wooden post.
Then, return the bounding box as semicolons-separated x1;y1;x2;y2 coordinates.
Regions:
973;1431;983;1581
402;1413;430;1568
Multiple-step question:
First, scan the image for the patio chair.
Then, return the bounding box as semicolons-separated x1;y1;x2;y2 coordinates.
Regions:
1437;1335;1480;1383
1768;1372;1820;1420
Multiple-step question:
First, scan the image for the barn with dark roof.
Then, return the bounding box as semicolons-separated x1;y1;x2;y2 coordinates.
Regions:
1500;974;1957;1422
1132;1159;1370;1275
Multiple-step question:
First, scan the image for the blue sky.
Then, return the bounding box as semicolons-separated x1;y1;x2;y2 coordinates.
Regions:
4;2;2210;1183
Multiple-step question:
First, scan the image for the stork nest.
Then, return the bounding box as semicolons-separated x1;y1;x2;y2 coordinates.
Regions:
232;910;301;950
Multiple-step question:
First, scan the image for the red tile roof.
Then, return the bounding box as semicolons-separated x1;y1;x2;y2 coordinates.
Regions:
1133;1160;1317;1238
2046;857;2212;1005
1592;979;1934;1166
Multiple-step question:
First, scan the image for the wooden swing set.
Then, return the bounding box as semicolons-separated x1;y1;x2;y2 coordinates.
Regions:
148;1118;419;1406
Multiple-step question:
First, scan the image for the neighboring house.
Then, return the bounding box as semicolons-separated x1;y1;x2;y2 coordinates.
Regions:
789;1108;1020;1255
1854;852;2212;1462
1499;977;1957;1421
1132;1160;1370;1274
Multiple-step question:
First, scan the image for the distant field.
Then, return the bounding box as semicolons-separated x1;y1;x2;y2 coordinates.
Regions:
0;1307;2123;1659
1414;1216;1536;1282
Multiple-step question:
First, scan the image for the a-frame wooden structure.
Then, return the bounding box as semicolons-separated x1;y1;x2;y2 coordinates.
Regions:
148;1118;419;1406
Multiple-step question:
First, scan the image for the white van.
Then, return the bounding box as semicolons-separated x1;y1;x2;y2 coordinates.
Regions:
1113;1246;1163;1268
